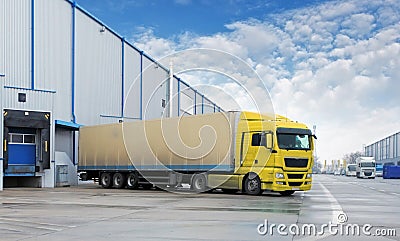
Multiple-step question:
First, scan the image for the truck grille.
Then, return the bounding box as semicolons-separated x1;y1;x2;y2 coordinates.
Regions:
364;171;372;176
284;158;309;168
287;174;304;179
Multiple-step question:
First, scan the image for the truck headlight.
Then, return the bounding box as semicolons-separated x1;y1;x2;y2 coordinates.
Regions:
307;173;312;178
275;173;284;179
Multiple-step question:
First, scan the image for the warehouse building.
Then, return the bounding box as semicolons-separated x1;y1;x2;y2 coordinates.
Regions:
364;132;400;166
0;0;222;190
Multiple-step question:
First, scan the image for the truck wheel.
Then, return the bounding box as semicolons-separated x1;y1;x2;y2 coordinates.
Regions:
244;175;262;195
100;172;112;188
279;190;295;196
191;174;207;192
126;172;139;189
113;173;126;189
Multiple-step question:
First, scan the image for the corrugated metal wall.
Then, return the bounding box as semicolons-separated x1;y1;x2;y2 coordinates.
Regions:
0;2;5;79
203;97;216;114
141;57;169;120
123;44;142;120
3;88;54;112
180;84;195;116
35;0;72;121
2;0;31;89
365;132;400;165
75;10;122;125
1;0;222;125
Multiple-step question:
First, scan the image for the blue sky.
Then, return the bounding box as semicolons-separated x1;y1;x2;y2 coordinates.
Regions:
77;0;332;38
76;0;400;163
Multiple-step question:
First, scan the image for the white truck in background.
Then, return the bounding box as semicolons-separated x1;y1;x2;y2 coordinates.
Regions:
356;157;376;179
345;164;357;176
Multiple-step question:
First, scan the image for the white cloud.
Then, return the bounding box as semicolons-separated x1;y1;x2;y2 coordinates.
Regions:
341;13;376;38
132;0;400;162
319;2;357;20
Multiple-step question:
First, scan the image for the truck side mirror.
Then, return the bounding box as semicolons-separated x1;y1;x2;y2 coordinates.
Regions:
266;133;273;149
260;133;266;147
261;132;273;149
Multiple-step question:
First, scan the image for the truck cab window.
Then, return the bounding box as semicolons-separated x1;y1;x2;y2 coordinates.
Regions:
251;133;262;146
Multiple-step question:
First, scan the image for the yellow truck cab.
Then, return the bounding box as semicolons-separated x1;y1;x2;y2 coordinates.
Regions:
211;112;315;196
269;115;314;195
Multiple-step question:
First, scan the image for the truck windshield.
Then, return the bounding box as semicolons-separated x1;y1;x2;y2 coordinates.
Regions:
277;133;311;150
360;162;375;167
348;165;356;171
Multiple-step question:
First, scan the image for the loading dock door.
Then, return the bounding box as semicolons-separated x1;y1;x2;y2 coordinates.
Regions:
3;110;51;175
5;133;36;176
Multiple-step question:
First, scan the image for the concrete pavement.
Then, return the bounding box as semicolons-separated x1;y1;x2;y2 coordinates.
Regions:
0;175;399;240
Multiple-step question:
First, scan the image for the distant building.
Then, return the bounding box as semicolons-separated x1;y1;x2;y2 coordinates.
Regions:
364;132;400;165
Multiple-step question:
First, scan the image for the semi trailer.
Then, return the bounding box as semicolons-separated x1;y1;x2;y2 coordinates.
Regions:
78;111;315;195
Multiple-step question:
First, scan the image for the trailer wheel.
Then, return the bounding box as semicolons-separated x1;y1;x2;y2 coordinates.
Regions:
100;173;112;188
244;174;262;195
113;173;126;189
126;172;139;189
191;174;207;192
279;190;295;196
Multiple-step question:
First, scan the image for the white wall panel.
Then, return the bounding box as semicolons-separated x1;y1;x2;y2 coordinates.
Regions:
0;2;5;79
397;133;400;158
35;0;72;121
194;91;202;115
3;88;54;112
55;128;73;161
141;57;169;120
75;10;122;125
123;45;141;120
2;0;31;88
203;98;215;114
180;84;196;116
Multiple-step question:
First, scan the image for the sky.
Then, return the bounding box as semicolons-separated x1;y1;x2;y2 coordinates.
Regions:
77;0;400;163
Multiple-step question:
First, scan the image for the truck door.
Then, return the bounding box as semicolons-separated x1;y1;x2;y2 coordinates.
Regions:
239;132;272;168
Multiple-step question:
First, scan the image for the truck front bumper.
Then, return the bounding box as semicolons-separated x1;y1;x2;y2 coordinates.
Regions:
260;168;312;192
